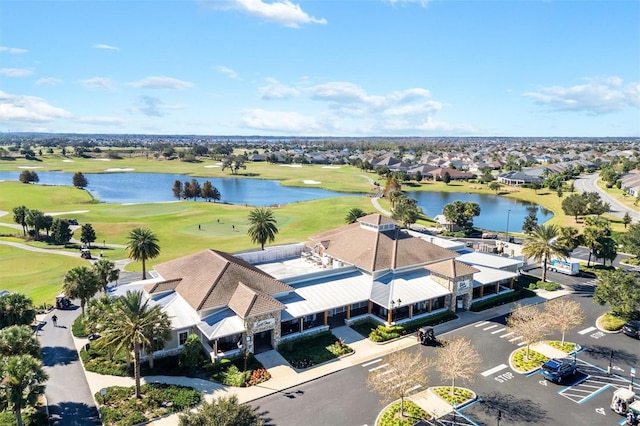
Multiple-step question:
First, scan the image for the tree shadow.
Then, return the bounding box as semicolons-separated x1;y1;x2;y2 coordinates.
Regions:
251;405;274;426
584;345;639;366
473;392;550;424
48;401;102;426
41;346;79;367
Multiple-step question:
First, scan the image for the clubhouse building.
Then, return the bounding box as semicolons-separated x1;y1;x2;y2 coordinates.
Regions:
111;214;519;361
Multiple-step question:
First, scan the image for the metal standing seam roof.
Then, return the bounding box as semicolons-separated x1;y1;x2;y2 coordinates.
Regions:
279;270;373;320
370;269;451;309
471;265;518;287
456;252;523;269
197;309;245;340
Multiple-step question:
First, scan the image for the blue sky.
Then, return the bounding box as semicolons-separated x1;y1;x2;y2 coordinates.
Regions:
1;0;639;137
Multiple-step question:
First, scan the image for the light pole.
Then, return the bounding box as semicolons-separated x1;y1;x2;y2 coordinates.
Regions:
497;409;502;426
505;209;511;242
608;349;613;374
452;401;457;425
573;344;578;362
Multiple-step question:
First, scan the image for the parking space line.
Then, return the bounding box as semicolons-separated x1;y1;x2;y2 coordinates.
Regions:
500;332;514;338
362;358;382;368
517;341;527;346
578;384;611;404
475;321;489;328
509;336;523;342
491;328;506;334
578;326;596;335
483;324;498;331
481;364;508;377
368;363;389;372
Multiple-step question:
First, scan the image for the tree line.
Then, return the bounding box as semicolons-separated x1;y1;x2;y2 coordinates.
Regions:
11;205;97;246
172;179;221;202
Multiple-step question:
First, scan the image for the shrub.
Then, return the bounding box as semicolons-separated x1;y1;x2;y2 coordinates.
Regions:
600;313;627;331
247;367;271;386
72;315;90;338
431;386;474;405
369;325;404;342
221;364;250;387
378;400;430;426
511;348;548;372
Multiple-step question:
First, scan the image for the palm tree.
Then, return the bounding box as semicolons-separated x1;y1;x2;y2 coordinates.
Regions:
62;266;99;316
12;206;29;236
126;228;161;280
0;293;36;329
345;208;367;224
98;290;171;398
92;259;120;292
247;208;278;250
522;224;569;282
0;354;48;426
0;325;41;359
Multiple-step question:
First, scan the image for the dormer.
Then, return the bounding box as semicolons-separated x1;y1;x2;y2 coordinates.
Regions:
356;213;397;233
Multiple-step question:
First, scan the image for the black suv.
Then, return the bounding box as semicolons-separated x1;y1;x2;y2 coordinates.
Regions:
622;321;640;339
541;358;577;383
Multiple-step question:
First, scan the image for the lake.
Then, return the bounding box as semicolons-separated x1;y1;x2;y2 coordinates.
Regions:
0;171;552;232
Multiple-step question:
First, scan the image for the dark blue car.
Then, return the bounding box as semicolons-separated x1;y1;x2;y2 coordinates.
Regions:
541;358;577;383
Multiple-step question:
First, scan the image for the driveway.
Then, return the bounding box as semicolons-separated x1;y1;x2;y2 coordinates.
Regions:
38;308;102;425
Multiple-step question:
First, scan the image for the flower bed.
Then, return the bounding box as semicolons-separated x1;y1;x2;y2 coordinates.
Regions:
378;400;430;426
546;340;577;353
511;347;548;373
430;386;474;406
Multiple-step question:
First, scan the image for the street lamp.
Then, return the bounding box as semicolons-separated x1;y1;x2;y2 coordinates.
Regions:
573;344;579;362
505;209;511;242
608;349;614;374
497;409;502;426
452;401;457;425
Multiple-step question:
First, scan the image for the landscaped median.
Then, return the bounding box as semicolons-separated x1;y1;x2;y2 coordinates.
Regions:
350;311;457;343
509;340;579;374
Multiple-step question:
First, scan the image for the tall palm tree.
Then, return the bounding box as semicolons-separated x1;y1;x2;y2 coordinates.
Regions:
62;266;99;316
522;224;569;282
98;290;171;398
12;206;29;236
126;228;160;280
0;293;35;329
92;259;120;292
247;208;278;250
0;354;48;426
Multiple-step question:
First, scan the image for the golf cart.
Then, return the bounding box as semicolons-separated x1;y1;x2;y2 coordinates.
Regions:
627;400;640;426
612;387;636;415
417;326;436;345
80;248;92;259
55;293;71;310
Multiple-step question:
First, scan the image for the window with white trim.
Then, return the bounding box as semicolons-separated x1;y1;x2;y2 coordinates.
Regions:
178;331;188;346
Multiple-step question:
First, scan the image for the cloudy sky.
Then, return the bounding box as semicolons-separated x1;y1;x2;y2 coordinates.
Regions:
1;0;638;137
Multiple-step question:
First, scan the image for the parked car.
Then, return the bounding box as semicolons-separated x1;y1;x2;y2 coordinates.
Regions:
541;358;577;383
622;321;640;339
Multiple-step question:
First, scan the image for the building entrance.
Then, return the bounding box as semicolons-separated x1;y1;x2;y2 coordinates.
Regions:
253;330;273;354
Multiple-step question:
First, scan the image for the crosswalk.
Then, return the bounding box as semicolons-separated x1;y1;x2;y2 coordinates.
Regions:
474;321;527;346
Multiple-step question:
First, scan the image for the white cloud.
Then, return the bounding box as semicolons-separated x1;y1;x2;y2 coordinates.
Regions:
307;82;369;103
523;77;640;115
93;43;120;51
384;0;430;6
75;116;124;125
127;76;194;90
209;0;327;28
241;108;328;133
80;77;115;90
0;91;73;122
248;79;475;135
0;46;28;54
128;96;185;117
36;78;63;86
216;66;241;80
259;77;300;99
0;68;33;77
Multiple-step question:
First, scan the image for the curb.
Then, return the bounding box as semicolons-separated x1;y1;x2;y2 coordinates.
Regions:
595;314;623;334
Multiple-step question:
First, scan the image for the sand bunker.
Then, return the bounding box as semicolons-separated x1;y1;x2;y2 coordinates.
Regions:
303;180;321;184
204;165;220;168
18;166;42;169
322;166;341;169
62;159;74;163
46;210;90;216
105;168;134;172
92;158;111;161
280;164;302;168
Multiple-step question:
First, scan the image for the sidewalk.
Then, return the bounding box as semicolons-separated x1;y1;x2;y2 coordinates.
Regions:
74;289;567;425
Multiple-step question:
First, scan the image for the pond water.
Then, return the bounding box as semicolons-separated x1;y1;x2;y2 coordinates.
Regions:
0;171;552;231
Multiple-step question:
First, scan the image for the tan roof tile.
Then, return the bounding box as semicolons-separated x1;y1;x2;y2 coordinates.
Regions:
425;259;479;278
153;249;293;311
307;222;458;273
228;282;286;318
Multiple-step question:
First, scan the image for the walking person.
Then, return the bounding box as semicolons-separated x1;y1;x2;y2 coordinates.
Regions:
52;314;58;327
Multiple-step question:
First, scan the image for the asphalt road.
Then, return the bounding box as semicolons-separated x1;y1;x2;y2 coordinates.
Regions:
251;294;639;426
574;173;640;222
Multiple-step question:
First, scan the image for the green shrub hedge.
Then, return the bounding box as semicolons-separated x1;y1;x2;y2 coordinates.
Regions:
470;288;536;312
352;310;457;343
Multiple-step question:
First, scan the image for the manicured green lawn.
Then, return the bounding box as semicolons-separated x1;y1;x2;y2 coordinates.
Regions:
0;244;88;306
